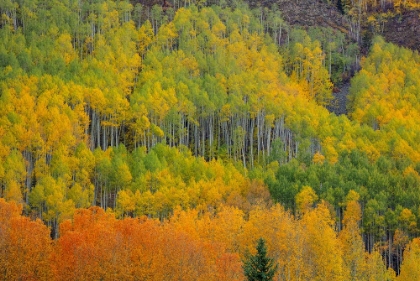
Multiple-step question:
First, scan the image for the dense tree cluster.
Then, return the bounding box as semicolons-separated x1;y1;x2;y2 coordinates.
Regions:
0;196;397;280
0;0;351;223
266;37;420;273
0;0;420;278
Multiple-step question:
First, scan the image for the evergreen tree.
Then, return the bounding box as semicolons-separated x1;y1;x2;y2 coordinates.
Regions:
243;238;277;281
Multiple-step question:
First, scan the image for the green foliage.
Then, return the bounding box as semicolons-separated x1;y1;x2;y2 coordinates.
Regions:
0;0;418;275
243;238;277;281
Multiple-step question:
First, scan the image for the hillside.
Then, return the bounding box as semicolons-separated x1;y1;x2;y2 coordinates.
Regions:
245;0;420;52
382;9;420;51
249;0;350;33
1;0;420;279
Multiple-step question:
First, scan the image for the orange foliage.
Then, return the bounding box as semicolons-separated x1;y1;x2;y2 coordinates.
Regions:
0;199;52;280
53;206;244;281
0;198;400;280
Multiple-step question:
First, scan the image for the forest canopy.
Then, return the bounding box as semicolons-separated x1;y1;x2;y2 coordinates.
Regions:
1;0;420;279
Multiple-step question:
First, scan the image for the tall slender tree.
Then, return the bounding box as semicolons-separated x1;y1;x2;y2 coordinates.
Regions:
243;238;277;281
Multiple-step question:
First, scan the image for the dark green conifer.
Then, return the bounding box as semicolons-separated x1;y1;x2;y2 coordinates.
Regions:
243;238;277;281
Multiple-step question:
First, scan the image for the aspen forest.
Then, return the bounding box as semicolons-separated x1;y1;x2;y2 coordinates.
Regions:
1;0;420;279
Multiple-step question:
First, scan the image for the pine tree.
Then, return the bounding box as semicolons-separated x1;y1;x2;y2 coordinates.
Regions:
243;238;277;281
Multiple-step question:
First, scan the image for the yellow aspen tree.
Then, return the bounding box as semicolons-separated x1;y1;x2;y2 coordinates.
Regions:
397;238;420;280
339;190;365;281
295;185;318;215
301;201;345;281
